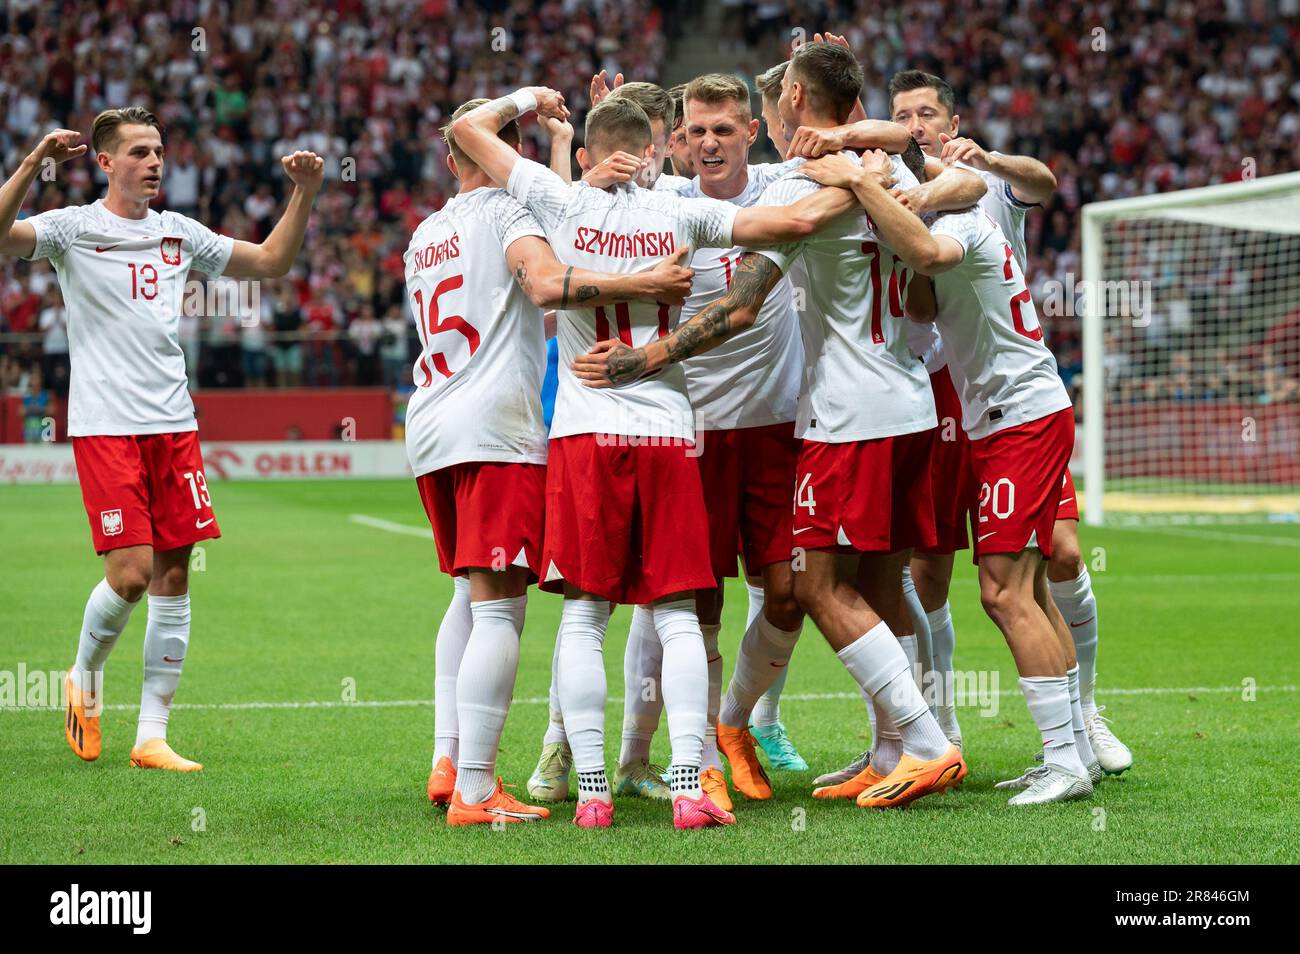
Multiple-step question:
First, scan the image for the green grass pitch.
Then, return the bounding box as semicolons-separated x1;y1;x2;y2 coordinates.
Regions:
2;479;1297;864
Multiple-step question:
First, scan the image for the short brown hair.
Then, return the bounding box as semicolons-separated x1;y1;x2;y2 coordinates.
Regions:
609;81;675;133
683;73;752;123
585;96;652;155
441;99;520;169
91;106;164;155
888;70;956;118
756;62;788;106
788;41;863;122
667;83;687;130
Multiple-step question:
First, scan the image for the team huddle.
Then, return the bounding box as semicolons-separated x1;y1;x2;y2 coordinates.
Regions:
1;35;1132;832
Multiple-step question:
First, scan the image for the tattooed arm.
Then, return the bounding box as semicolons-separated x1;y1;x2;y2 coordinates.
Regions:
571;252;783;386
507;239;694;309
451;86;569;188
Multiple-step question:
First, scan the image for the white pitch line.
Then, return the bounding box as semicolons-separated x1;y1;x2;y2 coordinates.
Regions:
349;514;431;539
347;515;1300;583
1113;525;1300;548
4;684;1292;714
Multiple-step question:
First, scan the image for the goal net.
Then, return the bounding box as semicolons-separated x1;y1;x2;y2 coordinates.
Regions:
1081;171;1300;526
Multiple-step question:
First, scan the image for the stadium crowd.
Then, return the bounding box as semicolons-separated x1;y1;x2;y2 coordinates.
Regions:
1;0;1297;424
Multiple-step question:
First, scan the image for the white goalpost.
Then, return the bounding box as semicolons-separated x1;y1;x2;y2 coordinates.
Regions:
1081;171;1300;526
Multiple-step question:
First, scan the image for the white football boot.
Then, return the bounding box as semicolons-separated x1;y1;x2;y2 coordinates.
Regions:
1006;765;1093;806
812;748;872;787
1085;707;1133;774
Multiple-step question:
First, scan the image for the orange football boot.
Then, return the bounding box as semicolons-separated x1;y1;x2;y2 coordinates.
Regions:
428;756;456;805
855;745;966;809
700;766;734;812
812;762;887;799
63;670;101;761
716;723;772;800
447;779;550;826
129;738;203;772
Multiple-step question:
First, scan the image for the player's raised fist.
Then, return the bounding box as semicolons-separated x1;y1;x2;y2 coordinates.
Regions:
789;124;845;159
540;115;575;142
939;135;990;170
589;69;624;107
527;87;569;121
640;245;694;306
30;129;87;165
281;151;325;193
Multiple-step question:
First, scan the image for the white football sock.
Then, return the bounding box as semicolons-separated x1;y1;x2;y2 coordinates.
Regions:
1050;568;1099;720
619;605;664;765
744;580;765;629
700;623;723;770
557;599;612;791
454;596;525;804
927;602;962;744
542;628;567;747
433;576;472;765
902;567;936;718
870;700;902;775
718;611;799;729
652;599;707;770
669;763;702;800
72;579;139;705
836;622;948;763
1066;665;1096;766
751;665;788;727
1020;675;1086;777
136;592;190;747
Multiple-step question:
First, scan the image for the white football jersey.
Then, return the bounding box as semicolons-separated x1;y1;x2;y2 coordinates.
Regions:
680;162;805;430
23;200;233;436
975;157;1037;271
753;154;937;443
929;207;1070;440
402;187;549;477
506;157;738;441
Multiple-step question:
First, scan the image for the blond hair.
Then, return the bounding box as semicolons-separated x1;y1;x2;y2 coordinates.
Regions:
91;106;163;155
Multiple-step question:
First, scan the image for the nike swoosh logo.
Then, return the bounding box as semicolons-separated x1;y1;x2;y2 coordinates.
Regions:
1070;617;1095;628
793;527;812;535
977;531;997;542
769;661;789;668
1058;497;1074;505
89;632;109;645
94;245;120;253
196;517;215;528
486;808;541;820
162;655;185;663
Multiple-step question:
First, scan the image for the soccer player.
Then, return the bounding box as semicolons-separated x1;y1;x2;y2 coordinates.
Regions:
888;70;1132;775
452;85;856;828
525;77;698;804
414;100;692;825
799;147;1099;804
0;109;323;771
574;42;972;811
666;84;696;179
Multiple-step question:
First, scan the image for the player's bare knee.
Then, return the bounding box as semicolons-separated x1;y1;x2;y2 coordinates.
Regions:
109;562;151;601
152;562;189;596
764;591;803;631
1047;539;1083;581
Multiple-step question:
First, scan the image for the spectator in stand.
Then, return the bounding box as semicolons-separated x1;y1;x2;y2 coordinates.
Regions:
21;363;50;443
347;304;383;387
379;303;410;391
272;284;305;388
37;287;69;399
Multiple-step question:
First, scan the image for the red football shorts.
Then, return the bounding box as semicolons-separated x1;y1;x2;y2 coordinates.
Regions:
1057;467;1080;521
73;432;220;555
541;434;715;604
969;408;1075;562
917;366;975;555
695;421;799;578
416;461;546;578
794;429;937;555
